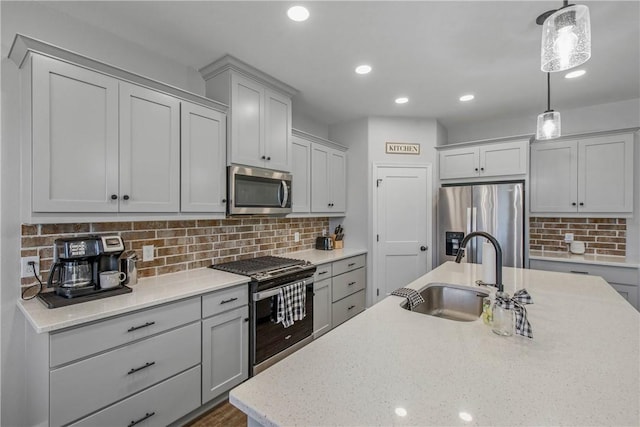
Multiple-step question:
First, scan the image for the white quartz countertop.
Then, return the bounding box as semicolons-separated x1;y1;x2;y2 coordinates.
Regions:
230;262;640;427
530;249;640;268
286;247;367;264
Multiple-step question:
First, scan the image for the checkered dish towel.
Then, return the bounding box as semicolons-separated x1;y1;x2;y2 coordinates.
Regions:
494;289;534;339
276;282;306;328
391;287;425;310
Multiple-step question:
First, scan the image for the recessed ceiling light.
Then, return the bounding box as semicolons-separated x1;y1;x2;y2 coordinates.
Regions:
355;65;372;75
565;69;586;79
395;97;409;104
459;412;473;422
287;6;309;22
459;94;475;102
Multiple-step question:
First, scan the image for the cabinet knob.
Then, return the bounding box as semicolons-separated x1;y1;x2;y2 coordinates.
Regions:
222;199;227;203
111;194;118;200
474;168;479;172
480;167;484;171
123;195;130;200
572;202;577;206
579;202;584;206
261;155;266;160
267;156;271;161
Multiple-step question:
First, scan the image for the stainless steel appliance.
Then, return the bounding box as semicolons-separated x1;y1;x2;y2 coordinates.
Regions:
47;235;126;298
437;182;525;268
210;256;316;375
228;165;292;215
120;250;138;285
315;236;333;250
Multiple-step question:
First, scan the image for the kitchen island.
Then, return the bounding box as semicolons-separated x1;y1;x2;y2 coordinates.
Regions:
230;261;640;426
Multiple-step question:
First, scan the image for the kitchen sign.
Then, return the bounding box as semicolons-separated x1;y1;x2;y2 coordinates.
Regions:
385;142;420;155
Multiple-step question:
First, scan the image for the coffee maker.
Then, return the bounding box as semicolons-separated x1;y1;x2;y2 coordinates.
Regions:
47;235;126;298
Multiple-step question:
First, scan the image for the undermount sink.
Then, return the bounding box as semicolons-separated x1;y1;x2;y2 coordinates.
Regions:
403;283;489;322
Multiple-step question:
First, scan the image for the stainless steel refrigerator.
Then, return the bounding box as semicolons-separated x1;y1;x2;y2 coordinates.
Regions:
437;182;525;268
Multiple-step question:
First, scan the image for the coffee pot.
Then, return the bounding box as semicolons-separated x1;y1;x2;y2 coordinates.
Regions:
49;260;92;288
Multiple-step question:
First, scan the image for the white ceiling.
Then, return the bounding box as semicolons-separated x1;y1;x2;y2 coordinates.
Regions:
38;1;640;130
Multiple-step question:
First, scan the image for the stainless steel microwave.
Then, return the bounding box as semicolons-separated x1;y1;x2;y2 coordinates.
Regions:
228;165;292;215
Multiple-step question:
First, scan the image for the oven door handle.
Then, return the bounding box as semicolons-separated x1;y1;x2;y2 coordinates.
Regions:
253;279;313;301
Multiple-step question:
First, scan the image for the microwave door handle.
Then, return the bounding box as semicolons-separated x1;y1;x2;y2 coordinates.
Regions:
280;181;289;208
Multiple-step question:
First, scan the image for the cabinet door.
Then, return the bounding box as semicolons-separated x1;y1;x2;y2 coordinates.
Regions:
479;140;527;177
264;89;292;172
230;73;264;168
578;134;634;213
181;102;227;213
202;305;249;404
313;279;332;338
610;283;639;311
311;144;330;212
530;140;578;213
119;82;180;212
439;147;479;179
329;149;347;212
31;55;119;212
291;136;311;213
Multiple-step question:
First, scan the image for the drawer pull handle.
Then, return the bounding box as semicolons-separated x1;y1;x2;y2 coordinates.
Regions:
318;271;328;275
348;305;356;310
348;281;356;286
348;263;356;267
220;297;238;304
127;361;155;375
570;270;589;275
128;411;156;427
127;321;155;332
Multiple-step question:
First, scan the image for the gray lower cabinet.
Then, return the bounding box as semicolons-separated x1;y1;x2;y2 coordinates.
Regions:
313;275;332;338
529;259;639;310
201;304;249;403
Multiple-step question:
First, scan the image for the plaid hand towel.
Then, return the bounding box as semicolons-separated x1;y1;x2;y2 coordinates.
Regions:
391;287;425;310
276;282;306;328
495;289;534;338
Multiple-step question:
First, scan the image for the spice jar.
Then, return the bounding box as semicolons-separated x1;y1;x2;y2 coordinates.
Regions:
491;291;514;336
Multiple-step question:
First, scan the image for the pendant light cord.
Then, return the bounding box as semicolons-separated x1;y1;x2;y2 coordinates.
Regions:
547;72;551;111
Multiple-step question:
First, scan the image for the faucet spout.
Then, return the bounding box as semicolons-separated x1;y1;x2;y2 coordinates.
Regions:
454;231;503;292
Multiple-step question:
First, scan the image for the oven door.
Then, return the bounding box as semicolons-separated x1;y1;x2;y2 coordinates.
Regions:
228;165;292;215
252;280;313;372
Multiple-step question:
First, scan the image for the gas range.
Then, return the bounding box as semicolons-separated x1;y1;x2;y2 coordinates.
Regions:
210;256;316;291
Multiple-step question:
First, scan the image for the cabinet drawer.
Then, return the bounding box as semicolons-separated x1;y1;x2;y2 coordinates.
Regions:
332;255;365;276
202;284;248;318
314;263;332;280
50;322;200;427
69;365;201;427
332;268;366;302
332;290;365;327
529;260;639;285
50;297;200;367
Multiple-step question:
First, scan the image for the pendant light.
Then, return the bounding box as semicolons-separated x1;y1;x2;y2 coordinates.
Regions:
537;1;591;72
536;73;561;140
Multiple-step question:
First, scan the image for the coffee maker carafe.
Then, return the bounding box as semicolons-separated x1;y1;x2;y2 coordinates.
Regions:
48;235;126;298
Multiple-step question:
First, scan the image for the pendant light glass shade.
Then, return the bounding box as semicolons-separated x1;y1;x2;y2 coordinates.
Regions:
536;110;561;140
541;4;591;72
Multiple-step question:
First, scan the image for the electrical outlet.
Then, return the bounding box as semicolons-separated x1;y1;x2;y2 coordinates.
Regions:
294;232;300;242
142;245;154;262
564;233;574;243
21;256;40;278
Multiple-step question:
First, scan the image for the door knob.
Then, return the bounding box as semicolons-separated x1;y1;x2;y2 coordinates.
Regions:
420;246;428;251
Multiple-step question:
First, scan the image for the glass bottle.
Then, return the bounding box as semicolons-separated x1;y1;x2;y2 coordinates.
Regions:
491;291;514;336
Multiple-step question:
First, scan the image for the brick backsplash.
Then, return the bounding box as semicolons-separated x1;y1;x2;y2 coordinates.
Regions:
21;217;329;287
529;217;626;256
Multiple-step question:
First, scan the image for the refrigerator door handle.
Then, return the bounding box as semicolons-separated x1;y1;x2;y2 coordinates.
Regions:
466;208;472;235
471;207;478;263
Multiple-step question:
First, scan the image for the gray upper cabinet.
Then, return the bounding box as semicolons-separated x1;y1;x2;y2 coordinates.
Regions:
201;55;297;172
531;133;634;214
311;143;347;213
291;135;312;213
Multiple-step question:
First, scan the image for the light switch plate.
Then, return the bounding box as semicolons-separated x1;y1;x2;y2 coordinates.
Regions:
142;245;154;262
294;232;300;242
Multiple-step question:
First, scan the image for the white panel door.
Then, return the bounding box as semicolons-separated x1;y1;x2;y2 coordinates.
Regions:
230;73;264;168
119;82;180;212
181;102;227;213
31;55;119;212
330;150;347;212
201;306;249;404
578;134;634;213
291;136;311;213
439;147;479;179
264;89;291;172
311;144;330;212
530;140;578;213
375;166;431;302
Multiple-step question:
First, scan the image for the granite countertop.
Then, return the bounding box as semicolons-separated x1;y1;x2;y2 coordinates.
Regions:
529;250;640;268
18;248;368;334
230;261;640;427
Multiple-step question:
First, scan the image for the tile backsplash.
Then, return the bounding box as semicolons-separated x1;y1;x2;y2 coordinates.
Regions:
529;217;626;256
21;217;329;286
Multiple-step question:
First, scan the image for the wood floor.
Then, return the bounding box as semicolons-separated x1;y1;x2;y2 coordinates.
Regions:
186;400;247;427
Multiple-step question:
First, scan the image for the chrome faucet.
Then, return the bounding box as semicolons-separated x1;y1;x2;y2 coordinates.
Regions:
454;231;503;292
